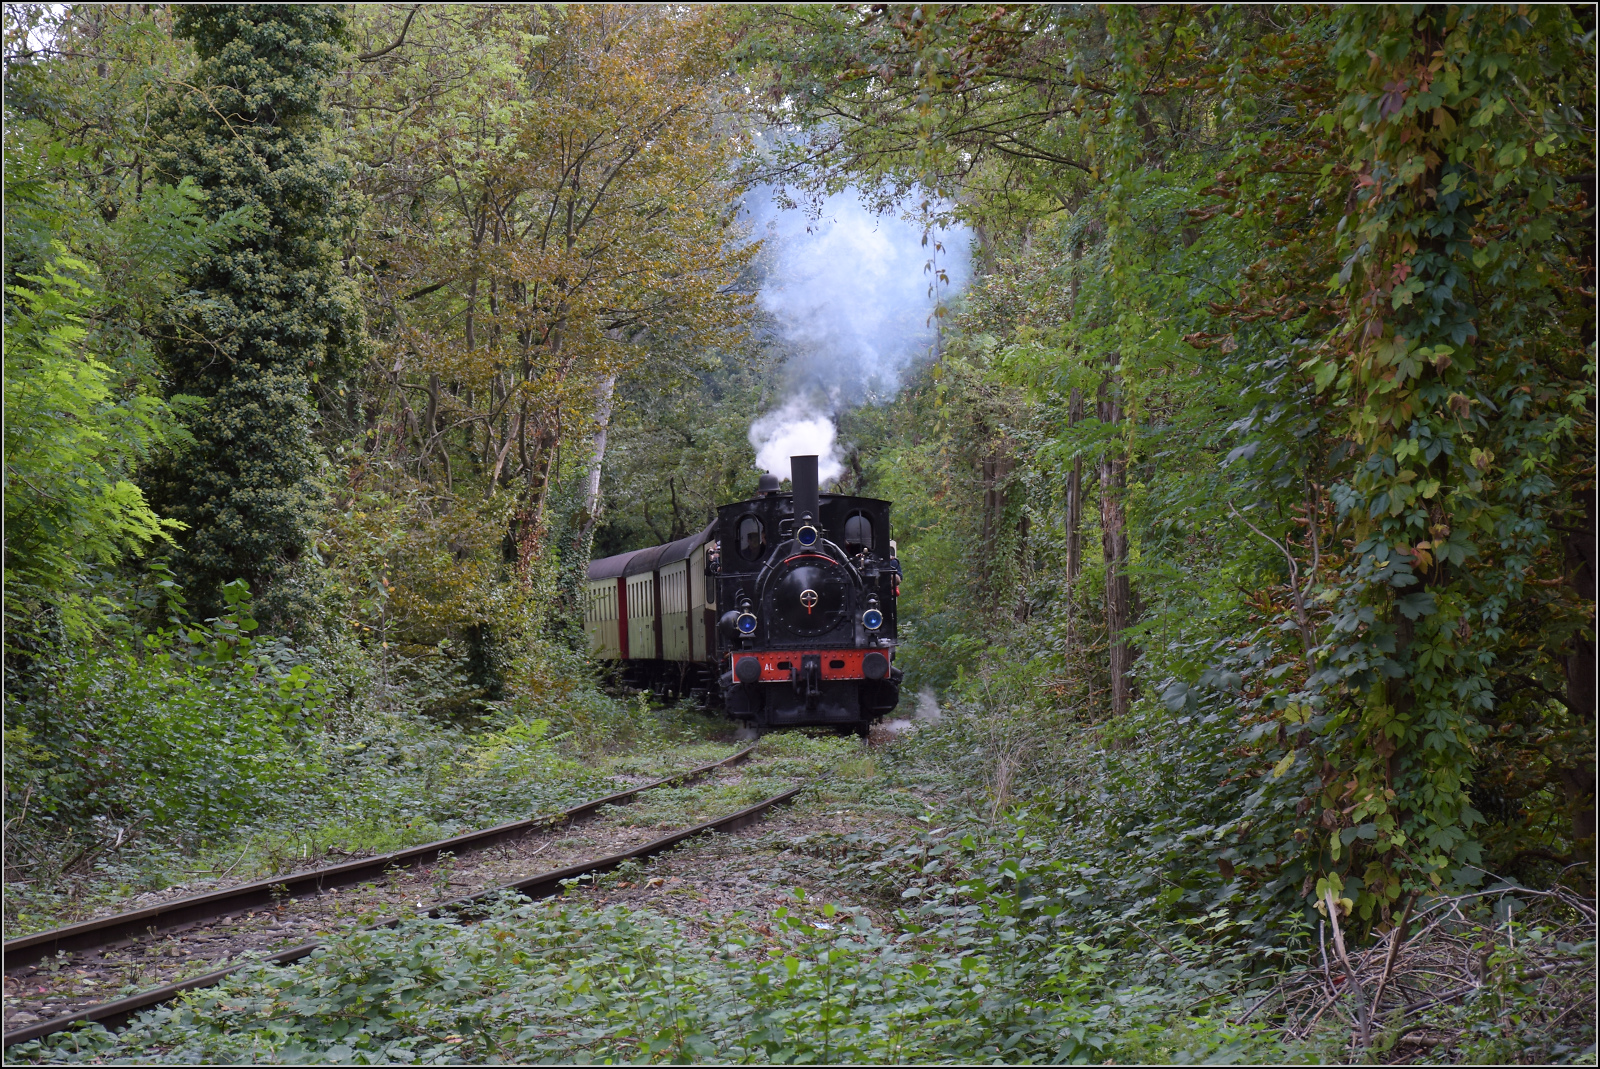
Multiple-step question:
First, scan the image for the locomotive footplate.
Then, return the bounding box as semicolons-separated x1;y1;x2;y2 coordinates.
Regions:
728;648;888;683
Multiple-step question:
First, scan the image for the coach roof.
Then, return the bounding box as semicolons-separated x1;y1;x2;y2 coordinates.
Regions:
588;522;715;581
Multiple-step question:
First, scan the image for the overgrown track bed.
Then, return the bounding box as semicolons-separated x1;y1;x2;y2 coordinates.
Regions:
4;746;803;1046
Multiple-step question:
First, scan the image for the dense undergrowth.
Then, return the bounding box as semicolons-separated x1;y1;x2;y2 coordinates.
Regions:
4;578;1591;1062
3;573;733;936
4;893;1289;1065
879;695;1597;1063
13;709;1593;1064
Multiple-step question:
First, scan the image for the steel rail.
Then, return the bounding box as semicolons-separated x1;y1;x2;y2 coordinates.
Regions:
3;745;756;973
3;781;804;1049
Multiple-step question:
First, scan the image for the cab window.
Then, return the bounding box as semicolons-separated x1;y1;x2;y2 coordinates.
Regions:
737;516;765;561
844;512;874;552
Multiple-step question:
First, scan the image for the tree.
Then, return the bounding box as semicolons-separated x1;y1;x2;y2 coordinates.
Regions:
147;4;365;622
3;250;183;627
343;6;750;542
1305;4;1596;885
269;5;760;702
744;3;1595;915
3;5;253;636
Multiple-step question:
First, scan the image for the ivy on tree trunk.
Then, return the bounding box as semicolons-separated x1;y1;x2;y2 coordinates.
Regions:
148;3;365;623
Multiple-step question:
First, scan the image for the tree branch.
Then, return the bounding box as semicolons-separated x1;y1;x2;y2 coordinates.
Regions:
358;6;419;62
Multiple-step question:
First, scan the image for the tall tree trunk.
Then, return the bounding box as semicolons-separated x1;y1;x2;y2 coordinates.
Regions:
1560;483;1596;848
980;451;1014;610
1062;386;1087;657
1064;387;1086;586
424;373;440;442
579;373;616;541
1098;372;1138;717
848;449;866;492
669;476;686;539
980;456;997;552
421;372;441;475
488;401;523;492
1015;509;1031;622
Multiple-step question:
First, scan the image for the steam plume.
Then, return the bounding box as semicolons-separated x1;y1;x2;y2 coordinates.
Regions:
749;398;844;484
744;187;970;484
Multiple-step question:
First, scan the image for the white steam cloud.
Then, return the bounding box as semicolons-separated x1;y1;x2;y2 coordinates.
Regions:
744;187;970;484
749;398;844;484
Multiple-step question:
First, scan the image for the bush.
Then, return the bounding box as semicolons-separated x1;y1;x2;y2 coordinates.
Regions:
4;578;326;864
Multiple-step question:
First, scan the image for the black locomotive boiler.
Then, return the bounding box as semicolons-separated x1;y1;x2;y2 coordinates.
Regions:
583;454;902;734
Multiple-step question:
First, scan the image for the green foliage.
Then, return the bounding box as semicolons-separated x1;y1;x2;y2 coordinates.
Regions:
237;707;623;865
332;3;753;623
853;354;1052;694
2;3;355;914
12;887;1299;1065
148;3;365;623
1297;1;1597;913
890;677;1309;947
2;128;253;636
1;5;196;227
5;7;1593;1059
10;678;1589;1066
3;253;185;620
4;577;326;849
2;636;686;933
593;339;778;558
744;3;1595;937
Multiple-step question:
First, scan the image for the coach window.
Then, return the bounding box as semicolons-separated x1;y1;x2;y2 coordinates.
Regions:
844;511;874;553
738;515;765;561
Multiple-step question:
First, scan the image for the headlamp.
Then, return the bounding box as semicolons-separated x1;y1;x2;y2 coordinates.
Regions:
736;612;758;635
796;523;819;547
862;607;883;631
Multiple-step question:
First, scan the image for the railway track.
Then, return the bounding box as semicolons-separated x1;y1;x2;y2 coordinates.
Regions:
4;746;806;1049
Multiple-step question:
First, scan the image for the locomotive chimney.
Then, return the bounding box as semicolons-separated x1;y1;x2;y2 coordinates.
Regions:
790;454;819;522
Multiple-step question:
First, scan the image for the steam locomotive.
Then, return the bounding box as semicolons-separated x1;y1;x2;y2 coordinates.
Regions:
583;455;902;734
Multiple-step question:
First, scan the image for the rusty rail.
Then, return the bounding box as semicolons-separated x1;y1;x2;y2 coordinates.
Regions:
4;745;755;973
4;779;803;1048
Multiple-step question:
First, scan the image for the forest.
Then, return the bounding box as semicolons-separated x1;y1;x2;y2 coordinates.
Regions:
2;3;1594;1063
